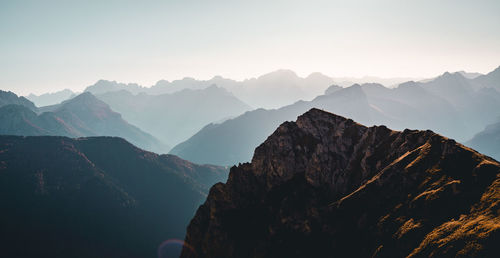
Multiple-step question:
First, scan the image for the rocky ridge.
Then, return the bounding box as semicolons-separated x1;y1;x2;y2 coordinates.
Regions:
182;108;500;257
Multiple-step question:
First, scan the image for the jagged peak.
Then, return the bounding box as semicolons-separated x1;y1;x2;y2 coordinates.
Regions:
436;70;467;81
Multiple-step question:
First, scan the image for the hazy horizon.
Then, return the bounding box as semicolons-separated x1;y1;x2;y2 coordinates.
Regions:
2;0;500;95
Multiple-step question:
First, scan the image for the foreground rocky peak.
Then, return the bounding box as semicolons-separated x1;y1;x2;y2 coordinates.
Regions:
182;108;500;257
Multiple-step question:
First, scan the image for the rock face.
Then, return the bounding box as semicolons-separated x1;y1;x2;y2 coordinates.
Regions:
0;136;228;258
182;108;500;257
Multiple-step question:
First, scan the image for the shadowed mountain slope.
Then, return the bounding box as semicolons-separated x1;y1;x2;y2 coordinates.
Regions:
0;92;170;153
0;90;37;110
0;136;228;258
182;109;500;258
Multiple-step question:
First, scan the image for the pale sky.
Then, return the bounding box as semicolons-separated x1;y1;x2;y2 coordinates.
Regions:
1;0;499;95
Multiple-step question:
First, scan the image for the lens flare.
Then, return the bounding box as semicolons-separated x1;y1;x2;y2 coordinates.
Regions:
157;239;196;258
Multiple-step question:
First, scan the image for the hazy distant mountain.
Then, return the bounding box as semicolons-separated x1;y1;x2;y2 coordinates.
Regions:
80;70;439;110
0;90;37;110
85;70;336;109
171;68;500;166
0;92;169;153
170;85;391;165
324;84;342;95
0;135;227;258
412;72;500;137
467;119;500;161
96;85;252;146
457;70;483;79
473;65;500;90
149;77;219;95
182;109;500;257
331;75;424;87
26;89;76;107
85;80;147;95
228;70;336;109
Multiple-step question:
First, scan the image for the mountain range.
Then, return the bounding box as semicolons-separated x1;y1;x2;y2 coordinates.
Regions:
26;89;76;107
182;108;500;257
0;92;169;153
84;70;335;109
94;85;252;147
170;67;500;166
0;135;227;258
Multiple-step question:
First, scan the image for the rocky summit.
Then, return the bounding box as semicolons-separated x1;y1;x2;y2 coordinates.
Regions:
182;108;500;257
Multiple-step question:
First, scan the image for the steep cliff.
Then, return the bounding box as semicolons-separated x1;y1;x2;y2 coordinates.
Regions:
182;108;500;257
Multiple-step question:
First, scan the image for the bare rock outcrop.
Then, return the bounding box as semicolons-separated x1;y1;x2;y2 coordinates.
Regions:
182;108;500;257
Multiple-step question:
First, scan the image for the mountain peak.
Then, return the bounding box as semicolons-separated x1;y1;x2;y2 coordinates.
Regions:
65;92;101;105
298;108;351;125
182;109;500;257
259;69;299;80
0;90;37;110
438;71;466;80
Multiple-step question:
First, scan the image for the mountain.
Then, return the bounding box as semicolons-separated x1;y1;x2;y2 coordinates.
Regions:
171;70;500;166
324;84;342;95
170;85;391;166
0;104;74;136
96;85;252;146
0;90;37;110
331;75;424;88
80;67;500;111
149;77;220;95
84;70;337;109
181;109;500;258
418;72;500;136
0;92;170;153
457;70;483;79
84;80;147;95
229;70;335;109
467;119;500;161
0;135;227;258
26;89;76;107
473;65;500;90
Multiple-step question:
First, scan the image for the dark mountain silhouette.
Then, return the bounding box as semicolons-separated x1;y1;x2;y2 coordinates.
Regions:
26;89;76;107
95;85;252;146
0;135;228;258
467;119;500;161
0;90;37;110
0;92;170;153
170;70;500;166
182;109;500;258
